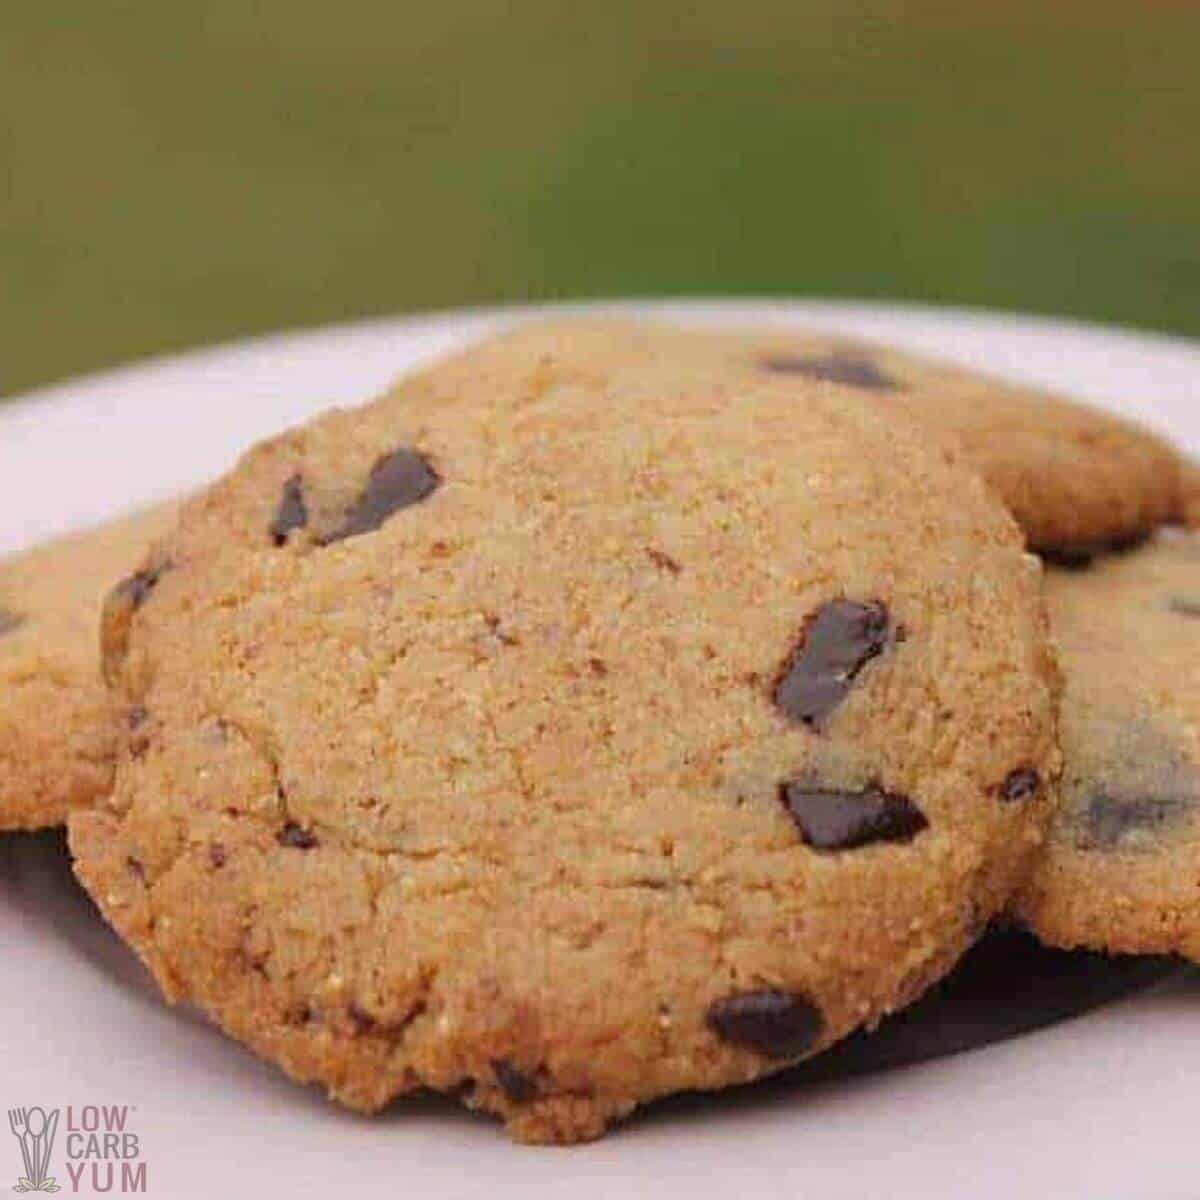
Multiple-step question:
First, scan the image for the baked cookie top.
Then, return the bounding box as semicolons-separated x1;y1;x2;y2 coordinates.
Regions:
1014;533;1200;958
522;319;1188;558
73;321;1058;1142
0;502;178;831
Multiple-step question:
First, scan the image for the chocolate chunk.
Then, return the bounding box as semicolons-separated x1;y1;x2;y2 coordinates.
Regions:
325;448;440;544
277;822;318;849
270;474;308;545
761;352;899;392
0;608;24;637
707;989;824;1059
1000;766;1041;803
1169;597;1200;618
492;1059;539;1103
780;783;928;850
774;600;891;726
1077;794;1190;851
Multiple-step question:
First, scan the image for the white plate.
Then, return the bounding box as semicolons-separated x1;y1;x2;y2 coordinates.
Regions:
3;301;1200;1199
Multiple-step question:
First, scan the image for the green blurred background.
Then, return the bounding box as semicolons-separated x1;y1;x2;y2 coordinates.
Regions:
3;1;1198;399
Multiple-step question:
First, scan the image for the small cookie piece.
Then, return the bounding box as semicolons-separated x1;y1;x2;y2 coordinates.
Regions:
0;503;178;832
72;322;1057;1142
1014;533;1200;958
520;320;1188;557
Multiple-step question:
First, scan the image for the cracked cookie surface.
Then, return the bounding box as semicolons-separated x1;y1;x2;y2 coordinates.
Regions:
530;320;1189;557
1015;533;1200;958
71;321;1058;1142
0;502;179;831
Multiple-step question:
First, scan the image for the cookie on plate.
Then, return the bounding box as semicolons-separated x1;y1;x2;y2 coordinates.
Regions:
72;323;1058;1142
525;320;1188;559
1014;533;1200;958
1;502;178;832
732;328;1190;558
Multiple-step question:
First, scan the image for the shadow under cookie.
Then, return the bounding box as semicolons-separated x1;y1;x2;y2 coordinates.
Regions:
3;831;1179;1121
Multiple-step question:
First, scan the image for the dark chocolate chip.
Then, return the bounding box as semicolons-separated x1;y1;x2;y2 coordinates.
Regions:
707;989;824;1059
774;600;891;726
780;782;928;850
492;1059;539;1103
1077;794;1190;851
0;608;24;637
209;843;228;870
125;856;145;880
270;474;308;545
1168;597;1200;618
1000;766;1041;803
761;352;899;392
325;448;440;544
646;547;682;574
277;822;318;849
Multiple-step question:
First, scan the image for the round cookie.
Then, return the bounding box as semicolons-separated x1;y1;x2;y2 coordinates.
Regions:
0;502;179;832
71;322;1058;1143
1014;532;1200;958
726;328;1189;558
522;319;1188;558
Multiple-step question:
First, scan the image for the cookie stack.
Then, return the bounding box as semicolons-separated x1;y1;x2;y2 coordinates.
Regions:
1;320;1195;1143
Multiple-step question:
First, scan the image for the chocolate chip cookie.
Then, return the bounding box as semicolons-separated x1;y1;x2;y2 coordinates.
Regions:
0;502;179;832
71;322;1058;1142
1014;533;1200;958
523;319;1188;558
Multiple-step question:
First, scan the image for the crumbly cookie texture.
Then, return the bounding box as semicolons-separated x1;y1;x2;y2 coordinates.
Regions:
0;502;179;832
525;320;1188;558
1014;532;1200;958
73;321;1058;1143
